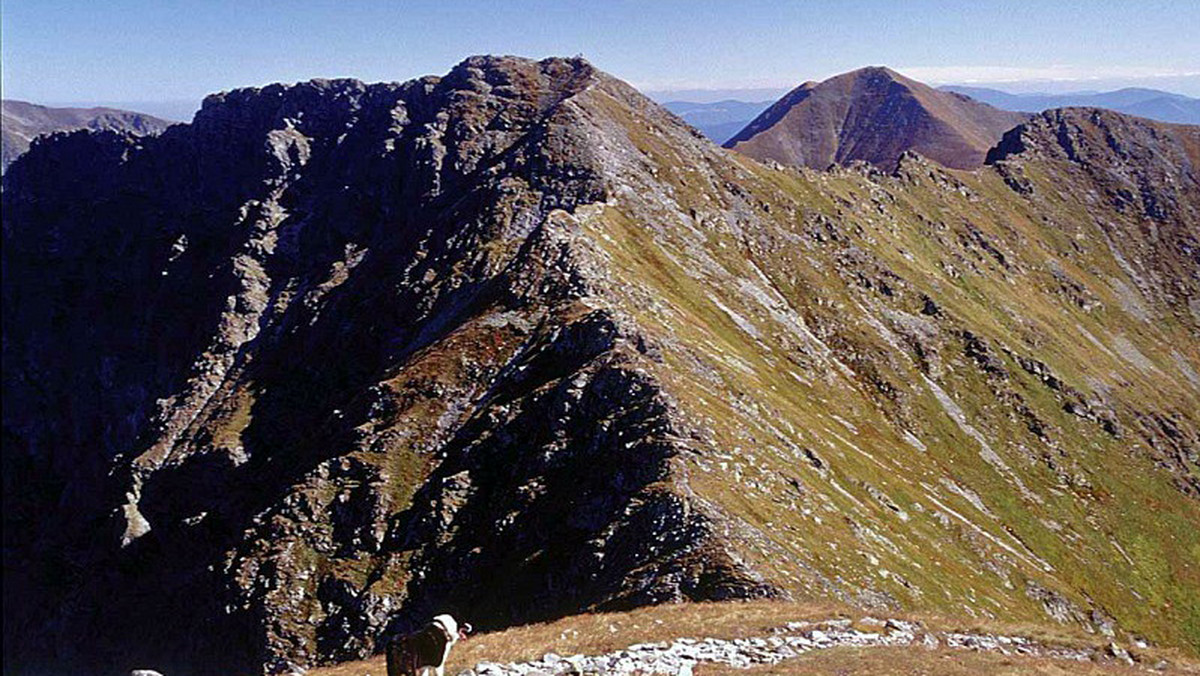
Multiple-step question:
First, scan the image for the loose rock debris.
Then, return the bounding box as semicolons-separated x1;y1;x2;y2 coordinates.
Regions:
463;618;1136;675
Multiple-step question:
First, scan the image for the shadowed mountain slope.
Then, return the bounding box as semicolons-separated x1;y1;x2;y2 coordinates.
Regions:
725;67;1029;169
1;99;171;171
3;57;1199;675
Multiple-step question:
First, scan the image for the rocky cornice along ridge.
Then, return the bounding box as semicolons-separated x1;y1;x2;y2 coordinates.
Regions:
5;56;1200;675
987;106;1200;219
986;107;1200;332
725;66;1029;170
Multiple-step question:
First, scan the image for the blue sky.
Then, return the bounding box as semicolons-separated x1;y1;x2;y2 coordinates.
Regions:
3;0;1198;117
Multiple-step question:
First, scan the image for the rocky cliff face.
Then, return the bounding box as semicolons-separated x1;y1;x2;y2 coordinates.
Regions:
4;57;1199;675
725;67;1029;170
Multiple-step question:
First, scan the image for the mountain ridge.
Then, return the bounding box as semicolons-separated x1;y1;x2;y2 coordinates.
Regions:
661;99;774;143
941;85;1200;125
1;98;171;171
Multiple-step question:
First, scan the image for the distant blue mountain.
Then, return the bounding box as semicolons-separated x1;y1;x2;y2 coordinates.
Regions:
939;86;1200;125
662;99;773;143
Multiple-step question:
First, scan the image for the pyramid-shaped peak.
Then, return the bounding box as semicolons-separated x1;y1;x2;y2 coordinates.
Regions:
725;64;1028;169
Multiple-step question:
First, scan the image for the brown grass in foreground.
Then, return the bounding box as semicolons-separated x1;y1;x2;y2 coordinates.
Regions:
310;600;1199;676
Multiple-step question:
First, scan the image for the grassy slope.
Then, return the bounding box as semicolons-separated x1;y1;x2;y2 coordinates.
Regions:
567;84;1200;653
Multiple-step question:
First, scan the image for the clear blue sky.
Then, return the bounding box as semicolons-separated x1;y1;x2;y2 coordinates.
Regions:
3;0;1198;112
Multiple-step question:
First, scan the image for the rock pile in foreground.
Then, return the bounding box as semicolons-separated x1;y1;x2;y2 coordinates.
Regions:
465;618;1137;676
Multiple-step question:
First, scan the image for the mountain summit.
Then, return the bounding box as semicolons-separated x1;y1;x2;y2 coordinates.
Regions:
725;66;1028;169
4;56;1200;675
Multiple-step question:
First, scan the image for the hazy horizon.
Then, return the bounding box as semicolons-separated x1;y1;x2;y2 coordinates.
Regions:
9;78;1199;125
3;0;1198;118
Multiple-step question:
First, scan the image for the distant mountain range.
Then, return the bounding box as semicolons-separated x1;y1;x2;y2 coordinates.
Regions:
938;85;1200;125
724;66;1028;170
1;99;171;172
661;99;773;143
663;83;1199;146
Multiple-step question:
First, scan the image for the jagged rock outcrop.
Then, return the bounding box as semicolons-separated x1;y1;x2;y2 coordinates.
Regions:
987;107;1200;221
4;57;1200;676
725;66;1028;169
1;99;171;171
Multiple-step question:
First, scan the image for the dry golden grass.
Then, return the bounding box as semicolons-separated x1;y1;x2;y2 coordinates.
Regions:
309;600;1199;676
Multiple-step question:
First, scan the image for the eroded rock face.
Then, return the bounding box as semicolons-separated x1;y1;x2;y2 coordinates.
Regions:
4;56;1200;675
